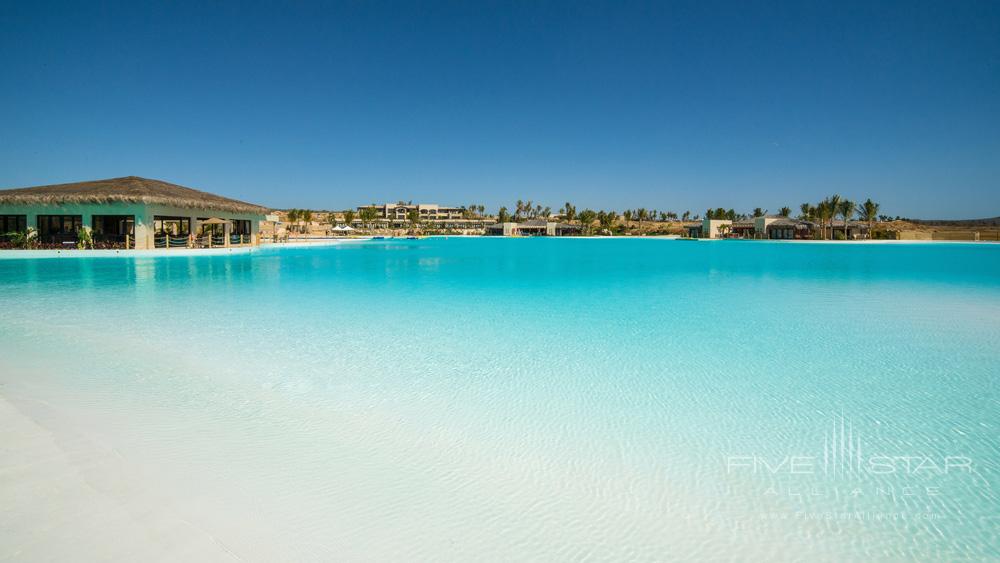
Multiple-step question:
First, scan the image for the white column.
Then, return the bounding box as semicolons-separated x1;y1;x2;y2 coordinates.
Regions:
135;210;153;249
190;216;199;248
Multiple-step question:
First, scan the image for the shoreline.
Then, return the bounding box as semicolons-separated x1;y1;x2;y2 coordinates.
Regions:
0;236;995;259
0;238;370;259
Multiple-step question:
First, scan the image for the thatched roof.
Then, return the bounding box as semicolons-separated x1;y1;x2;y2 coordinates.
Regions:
0;176;268;214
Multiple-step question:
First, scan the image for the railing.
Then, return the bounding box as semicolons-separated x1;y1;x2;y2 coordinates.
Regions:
153;234;193;248
148;233;258;249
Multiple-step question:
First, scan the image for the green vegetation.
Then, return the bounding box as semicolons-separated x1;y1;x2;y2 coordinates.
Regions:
4;228;37;249
577;209;597;235
76;228;94;250
856;198;880;234
358;206;380;227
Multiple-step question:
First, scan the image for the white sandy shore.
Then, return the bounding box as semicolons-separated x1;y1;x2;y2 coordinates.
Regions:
0;391;239;561
0;345;824;562
0;383;325;561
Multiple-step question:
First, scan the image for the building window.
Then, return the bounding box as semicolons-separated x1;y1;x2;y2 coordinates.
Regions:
92;215;134;236
153;216;190;236
92;215;135;248
0;215;27;237
231;220;251;235
37;215;82;242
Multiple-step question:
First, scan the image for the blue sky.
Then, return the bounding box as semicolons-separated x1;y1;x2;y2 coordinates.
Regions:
1;1;998;218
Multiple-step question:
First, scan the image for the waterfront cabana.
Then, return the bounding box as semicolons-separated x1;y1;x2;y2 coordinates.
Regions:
754;216;816;239
829;220;870;240
0;176;268;249
484;220;581;236
730;220;756;238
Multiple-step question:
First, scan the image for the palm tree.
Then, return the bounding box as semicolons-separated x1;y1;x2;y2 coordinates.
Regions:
779;207;791;217
286;209;304;233
498;206;511;223
816;199;832;239
753;207;765;218
838;199;854;239
477;205;485;216
407;209;421;232
826;195;841;240
682;211;690;221
342;210;356;225
856;199;880;239
636;208;648;229
358;206;379;228
577;209;597;235
563;202;576;223
598;210;617;233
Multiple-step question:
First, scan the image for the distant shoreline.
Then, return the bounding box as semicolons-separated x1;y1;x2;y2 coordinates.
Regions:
2;236;996;259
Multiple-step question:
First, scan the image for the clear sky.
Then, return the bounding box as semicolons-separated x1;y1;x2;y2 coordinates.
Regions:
1;1;998;218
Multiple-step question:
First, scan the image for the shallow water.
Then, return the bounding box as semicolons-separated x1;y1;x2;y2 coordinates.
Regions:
1;239;998;561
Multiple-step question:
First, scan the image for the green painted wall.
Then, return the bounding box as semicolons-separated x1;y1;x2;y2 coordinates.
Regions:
0;201;263;249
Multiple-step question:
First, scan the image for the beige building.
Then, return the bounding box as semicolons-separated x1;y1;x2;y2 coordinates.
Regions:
484;220;582;236
688;216;861;239
688;219;734;239
0;176;268;249
359;203;466;222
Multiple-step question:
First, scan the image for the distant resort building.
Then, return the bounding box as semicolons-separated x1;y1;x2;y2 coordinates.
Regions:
0;176;268;249
361;203;465;221
484;219;582;236
687;216;869;240
353;202;492;230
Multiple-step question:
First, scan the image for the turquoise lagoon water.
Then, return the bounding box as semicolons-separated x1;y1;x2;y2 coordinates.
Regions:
1;238;998;561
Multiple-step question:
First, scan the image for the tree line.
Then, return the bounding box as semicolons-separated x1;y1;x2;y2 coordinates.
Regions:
281;196;885;238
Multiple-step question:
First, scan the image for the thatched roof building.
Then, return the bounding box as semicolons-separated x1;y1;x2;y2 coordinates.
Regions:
0;176;269;250
0;176;268;215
